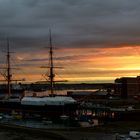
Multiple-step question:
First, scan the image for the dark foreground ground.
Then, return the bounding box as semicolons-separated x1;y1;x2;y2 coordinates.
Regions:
0;131;53;140
54;121;140;140
0;121;140;140
0;124;64;140
0;130;115;140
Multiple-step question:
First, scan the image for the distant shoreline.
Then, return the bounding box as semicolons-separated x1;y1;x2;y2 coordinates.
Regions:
0;83;114;91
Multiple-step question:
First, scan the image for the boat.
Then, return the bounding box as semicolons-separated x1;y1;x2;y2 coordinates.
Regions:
0;33;77;121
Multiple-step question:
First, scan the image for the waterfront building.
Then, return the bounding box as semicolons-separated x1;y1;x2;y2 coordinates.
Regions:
115;76;140;98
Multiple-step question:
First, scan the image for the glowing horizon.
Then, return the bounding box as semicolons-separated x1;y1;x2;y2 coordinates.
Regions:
0;45;140;83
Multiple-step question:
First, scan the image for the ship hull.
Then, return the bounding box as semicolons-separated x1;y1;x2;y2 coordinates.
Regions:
0;100;77;120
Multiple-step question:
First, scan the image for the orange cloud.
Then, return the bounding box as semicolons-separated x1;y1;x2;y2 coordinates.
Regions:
2;46;140;83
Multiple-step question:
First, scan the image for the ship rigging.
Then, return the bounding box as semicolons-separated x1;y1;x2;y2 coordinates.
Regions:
0;33;77;121
0;39;24;99
40;30;67;95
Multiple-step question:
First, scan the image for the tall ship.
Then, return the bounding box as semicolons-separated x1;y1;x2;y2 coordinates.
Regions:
0;39;25;99
0;34;77;121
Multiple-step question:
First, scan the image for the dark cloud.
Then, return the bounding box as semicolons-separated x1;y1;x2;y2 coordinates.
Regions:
0;0;140;50
25;58;48;62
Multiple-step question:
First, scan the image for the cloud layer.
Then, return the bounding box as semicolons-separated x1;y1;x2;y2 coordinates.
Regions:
0;0;140;82
0;0;140;48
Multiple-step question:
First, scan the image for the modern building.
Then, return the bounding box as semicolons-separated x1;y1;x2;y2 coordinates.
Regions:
115;76;140;98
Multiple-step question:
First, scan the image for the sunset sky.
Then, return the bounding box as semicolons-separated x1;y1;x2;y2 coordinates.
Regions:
0;0;140;83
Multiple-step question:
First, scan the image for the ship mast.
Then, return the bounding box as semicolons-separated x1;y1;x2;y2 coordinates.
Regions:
7;39;11;97
49;29;55;95
39;31;67;90
0;39;25;99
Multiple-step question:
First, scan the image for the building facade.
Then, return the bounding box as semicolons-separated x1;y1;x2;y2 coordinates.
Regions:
115;76;140;98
